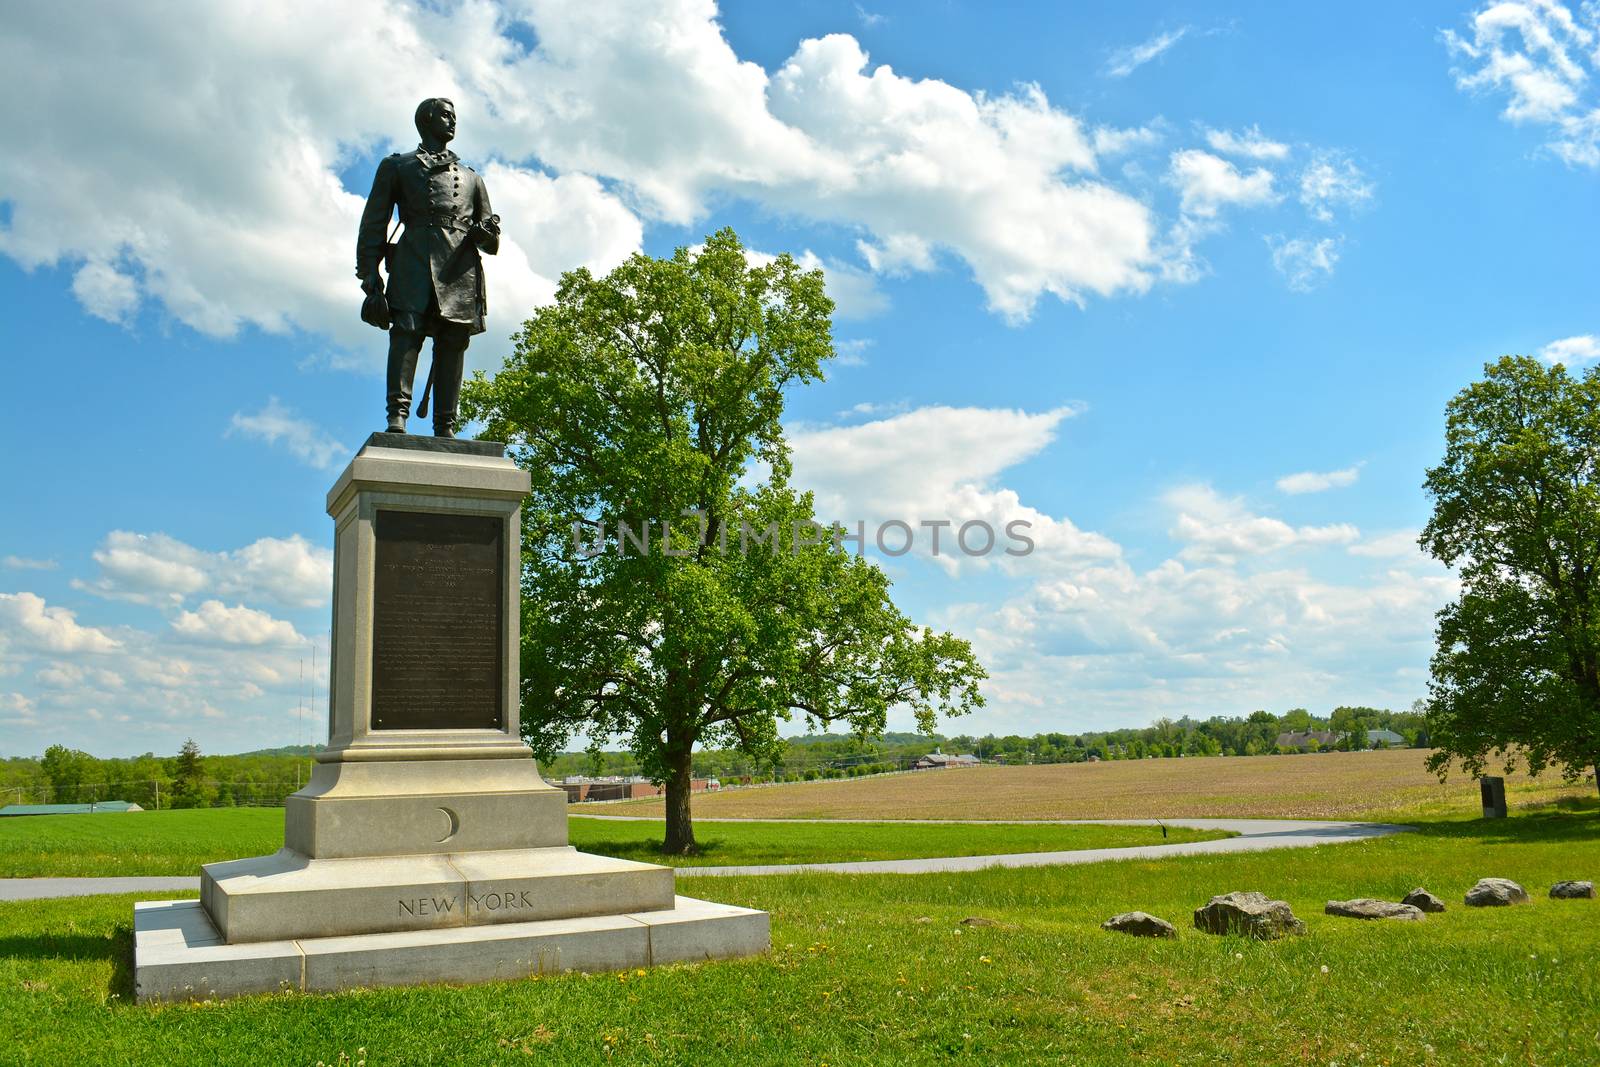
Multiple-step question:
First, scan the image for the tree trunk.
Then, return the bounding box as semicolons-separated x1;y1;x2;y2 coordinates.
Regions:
1594;763;1599;796
662;745;697;855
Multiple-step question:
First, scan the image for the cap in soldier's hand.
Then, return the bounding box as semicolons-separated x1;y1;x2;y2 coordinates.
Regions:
361;289;391;331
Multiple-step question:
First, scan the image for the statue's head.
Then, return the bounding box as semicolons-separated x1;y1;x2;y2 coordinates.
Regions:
414;97;457;145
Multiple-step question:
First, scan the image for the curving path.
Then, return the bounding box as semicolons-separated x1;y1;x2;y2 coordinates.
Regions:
629;817;1410;876
0;818;1409;899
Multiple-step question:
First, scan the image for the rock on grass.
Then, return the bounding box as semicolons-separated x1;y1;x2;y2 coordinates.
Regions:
1324;899;1425;921
1549;880;1595;899
1464;878;1529;907
1401;887;1447;912
1102;911;1177;938
1193;892;1306;939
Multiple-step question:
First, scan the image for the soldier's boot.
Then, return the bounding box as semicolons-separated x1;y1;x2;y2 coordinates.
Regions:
430;338;468;438
384;329;425;433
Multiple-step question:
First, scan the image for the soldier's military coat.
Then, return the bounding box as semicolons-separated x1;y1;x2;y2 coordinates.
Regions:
356;146;497;335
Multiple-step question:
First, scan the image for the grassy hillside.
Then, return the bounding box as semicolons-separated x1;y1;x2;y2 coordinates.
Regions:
0;810;1228;877
576;749;1596;822
2;808;1596;1064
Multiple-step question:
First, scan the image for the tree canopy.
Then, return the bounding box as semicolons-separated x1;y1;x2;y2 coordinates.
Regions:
463;229;986;851
1421;355;1600;790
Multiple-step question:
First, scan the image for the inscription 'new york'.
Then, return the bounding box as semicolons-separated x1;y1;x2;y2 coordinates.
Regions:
398;889;541;917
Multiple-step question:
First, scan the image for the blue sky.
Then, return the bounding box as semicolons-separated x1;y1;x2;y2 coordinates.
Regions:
1;0;1596;757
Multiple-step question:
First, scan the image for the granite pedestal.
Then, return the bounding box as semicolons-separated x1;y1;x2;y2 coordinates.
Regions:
134;435;768;1001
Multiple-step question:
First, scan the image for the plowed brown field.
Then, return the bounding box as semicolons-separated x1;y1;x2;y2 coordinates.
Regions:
573;748;1595;821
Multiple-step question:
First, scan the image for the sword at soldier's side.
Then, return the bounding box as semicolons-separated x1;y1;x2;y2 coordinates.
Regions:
416;364;435;419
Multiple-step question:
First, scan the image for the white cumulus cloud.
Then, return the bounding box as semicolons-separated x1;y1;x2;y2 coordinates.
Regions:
1267;235;1342;292
229;398;346;471
0;1;1194;342
1104;26;1191;78
171;601;304;647
1168;150;1279;218
1166;484;1359;561
74;531;331;609
1298;152;1375;222
1349;530;1427;559
1204;125;1291;161
0;592;121;654
1276;464;1363;494
789;405;1121;575
1443;1;1600;166
70;259;141;324
3;556;58;571
1539;334;1600;364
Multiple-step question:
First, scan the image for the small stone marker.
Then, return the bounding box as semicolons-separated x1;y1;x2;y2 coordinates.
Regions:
1324;899;1425;921
1549;880;1595;899
1479;776;1507;818
1193;891;1306;939
1401;887;1447;913
1102;911;1177;938
959;916;1001;927
1464;877;1529;907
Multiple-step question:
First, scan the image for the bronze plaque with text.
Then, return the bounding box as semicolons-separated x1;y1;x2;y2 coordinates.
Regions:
371;510;503;731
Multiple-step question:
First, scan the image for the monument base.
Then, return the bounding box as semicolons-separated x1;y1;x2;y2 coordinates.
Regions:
283;756;569;859
132;436;771;1003
200;845;677;943
133;895;769;1002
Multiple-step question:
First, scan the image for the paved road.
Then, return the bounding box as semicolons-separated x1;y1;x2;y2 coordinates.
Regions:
0;877;200;901
676;818;1411;876
0;818;1408;899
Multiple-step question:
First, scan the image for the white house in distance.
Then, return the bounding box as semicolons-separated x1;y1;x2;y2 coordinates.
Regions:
911;752;980;770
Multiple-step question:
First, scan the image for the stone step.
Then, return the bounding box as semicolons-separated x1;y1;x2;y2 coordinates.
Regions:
200;845;675;943
135;894;769;1003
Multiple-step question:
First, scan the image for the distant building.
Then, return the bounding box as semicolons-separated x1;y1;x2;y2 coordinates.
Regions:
910;752;980;770
1274;730;1338;751
0;801;144;817
1365;728;1407;747
559;776;719;804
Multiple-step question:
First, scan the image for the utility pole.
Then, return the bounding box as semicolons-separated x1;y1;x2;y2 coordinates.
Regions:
297;658;305;791
154;779;159;811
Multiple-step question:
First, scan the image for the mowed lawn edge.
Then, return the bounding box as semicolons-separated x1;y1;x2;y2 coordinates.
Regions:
1;811;1596;1065
574;748;1598;822
0;810;1232;878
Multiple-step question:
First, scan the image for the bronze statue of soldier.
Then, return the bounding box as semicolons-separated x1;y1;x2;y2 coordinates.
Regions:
356;98;500;437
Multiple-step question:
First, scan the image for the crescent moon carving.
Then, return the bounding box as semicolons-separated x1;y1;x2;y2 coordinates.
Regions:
436;805;460;843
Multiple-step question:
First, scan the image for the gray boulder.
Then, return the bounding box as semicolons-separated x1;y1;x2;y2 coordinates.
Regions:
1464;878;1530;907
1193;891;1306;939
1401;887;1447;913
1102;911;1177;938
1324;898;1425;921
1549;880;1595;899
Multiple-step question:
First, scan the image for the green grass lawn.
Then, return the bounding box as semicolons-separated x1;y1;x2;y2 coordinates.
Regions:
0;809;1230;876
1;807;1597;1064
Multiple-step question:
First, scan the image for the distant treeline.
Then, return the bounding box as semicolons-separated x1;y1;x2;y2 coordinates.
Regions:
2;706;1424;807
549;705;1428;782
0;743;319;809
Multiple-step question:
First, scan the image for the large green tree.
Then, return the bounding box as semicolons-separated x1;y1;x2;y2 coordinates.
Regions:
169;738;208;809
1421;355;1600;792
464;229;986;852
39;745;89;804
